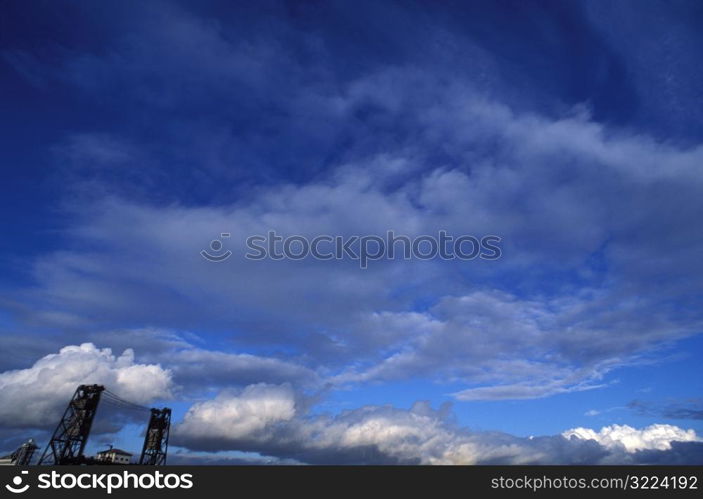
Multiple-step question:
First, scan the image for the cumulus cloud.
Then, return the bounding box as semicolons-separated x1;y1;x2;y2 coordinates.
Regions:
563;424;701;452
178;384;297;441
173;384;703;465
0;343;172;429
173;386;538;464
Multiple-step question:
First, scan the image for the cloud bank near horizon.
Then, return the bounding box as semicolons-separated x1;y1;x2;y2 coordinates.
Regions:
1;343;702;465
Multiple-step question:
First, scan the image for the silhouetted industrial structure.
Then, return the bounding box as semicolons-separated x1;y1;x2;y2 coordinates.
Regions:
139;408;172;465
36;384;171;465
0;438;38;465
38;384;104;465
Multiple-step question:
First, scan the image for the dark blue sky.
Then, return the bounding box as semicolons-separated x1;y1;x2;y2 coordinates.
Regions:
1;0;702;464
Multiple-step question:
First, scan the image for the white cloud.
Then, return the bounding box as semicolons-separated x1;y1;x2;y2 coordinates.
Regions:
173;388;538;464
334;290;670;400
563;424;701;452
86;328;320;391
174;384;703;464
14;58;703;403
0;343;172;428
3;0;703;465
177;384;297;440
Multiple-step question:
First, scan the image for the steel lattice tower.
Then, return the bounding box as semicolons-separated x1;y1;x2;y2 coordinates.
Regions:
9;438;38;465
38;384;105;465
139;408;171;465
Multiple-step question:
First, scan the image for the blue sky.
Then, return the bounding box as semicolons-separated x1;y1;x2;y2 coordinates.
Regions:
1;0;703;464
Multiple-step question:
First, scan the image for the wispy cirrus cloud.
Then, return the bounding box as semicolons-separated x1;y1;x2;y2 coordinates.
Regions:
15;91;703;402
